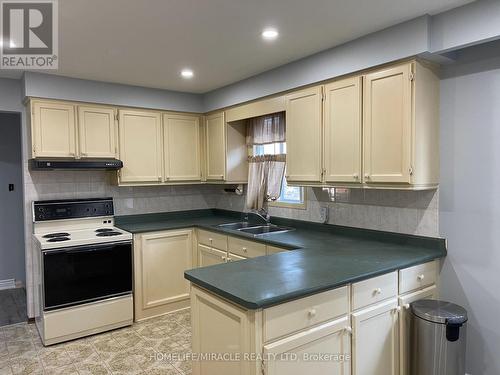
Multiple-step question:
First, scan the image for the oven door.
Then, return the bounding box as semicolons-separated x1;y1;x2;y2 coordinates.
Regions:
42;241;132;311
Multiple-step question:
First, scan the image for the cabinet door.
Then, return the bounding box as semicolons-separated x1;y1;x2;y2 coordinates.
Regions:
31;101;76;158
78;106;117;158
136;230;192;319
352;298;399;375
324;77;362;183
198;244;227;267
363;63;412;184
118;109;162;183
399;285;437;375
163;113;201;181
206;112;226;181
285;86;323;182
263;316;351;375
191;286;252;375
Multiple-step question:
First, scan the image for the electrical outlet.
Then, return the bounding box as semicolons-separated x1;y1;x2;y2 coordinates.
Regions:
319;206;329;223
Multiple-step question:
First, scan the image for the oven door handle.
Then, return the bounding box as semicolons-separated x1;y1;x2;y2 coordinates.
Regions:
42;240;132;254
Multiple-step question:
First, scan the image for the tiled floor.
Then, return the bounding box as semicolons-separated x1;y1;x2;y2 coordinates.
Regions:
0;309;192;375
0;289;27;328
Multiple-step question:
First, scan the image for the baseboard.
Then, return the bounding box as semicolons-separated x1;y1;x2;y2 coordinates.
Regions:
0;279;17;290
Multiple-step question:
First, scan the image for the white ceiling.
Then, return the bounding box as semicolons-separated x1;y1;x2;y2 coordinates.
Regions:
0;0;474;93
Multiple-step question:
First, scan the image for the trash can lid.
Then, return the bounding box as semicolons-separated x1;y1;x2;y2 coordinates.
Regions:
411;299;468;325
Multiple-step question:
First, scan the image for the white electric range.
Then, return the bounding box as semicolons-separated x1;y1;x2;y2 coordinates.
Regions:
32;198;133;346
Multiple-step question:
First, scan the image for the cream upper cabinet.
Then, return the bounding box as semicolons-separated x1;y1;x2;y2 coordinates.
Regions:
163;113;201;182
134;229;193;321
77;106;117;158
198;244;227;267
323;77;362;184
363;63;412;184
118;109;162;184
285;86;323;183
263;317;351;375
352;298;399;375
31;100;76;158
206;112;226;181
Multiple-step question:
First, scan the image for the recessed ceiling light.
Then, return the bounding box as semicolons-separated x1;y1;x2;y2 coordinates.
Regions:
262;28;279;41
180;69;194;79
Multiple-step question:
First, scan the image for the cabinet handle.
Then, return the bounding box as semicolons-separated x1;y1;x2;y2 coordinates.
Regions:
157;176;162;181
81;152;87;157
373;288;382;295
364;173;370;180
417;274;425;281
209;238;213;243
344;326;352;335
222;256;227;261
353;173;359;180
242;247;247;253
403;303;411;310
285;175;290;179
307;308;317;318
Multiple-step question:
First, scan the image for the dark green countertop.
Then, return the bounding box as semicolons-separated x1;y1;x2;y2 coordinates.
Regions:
115;209;446;310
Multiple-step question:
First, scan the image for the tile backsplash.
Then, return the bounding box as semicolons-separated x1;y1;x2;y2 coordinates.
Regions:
215;187;439;237
22;167;438;317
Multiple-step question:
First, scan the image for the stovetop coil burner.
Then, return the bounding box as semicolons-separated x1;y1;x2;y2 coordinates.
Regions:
43;232;70;238
47;237;70;242
96;231;122;237
95;228;114;233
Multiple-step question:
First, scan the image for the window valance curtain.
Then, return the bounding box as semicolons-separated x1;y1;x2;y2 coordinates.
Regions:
246;112;286;145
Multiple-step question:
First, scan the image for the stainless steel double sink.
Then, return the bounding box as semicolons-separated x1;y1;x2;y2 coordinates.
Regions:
217;222;294;236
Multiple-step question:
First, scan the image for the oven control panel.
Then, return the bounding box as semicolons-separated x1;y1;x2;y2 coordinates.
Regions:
33;198;114;222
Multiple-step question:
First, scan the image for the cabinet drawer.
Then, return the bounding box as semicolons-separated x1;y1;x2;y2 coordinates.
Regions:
352;272;398;310
263;286;349;342
399;261;437;294
197;229;227;251
228;236;266;258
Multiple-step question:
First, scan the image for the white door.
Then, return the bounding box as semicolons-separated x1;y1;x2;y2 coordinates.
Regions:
163;113;201;181
198;244;227;267
263;316;351;375
78;106;117;158
352;298;399;375
399;285;437;375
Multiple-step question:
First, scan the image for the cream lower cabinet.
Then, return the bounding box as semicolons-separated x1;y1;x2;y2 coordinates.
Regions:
351;298;400;375
163;113;201;182
263;317;351;375
399;285;437;375
30;100;77;158
198;244;227;267
118;109;163;184
134;229;194;321
191;286;255;375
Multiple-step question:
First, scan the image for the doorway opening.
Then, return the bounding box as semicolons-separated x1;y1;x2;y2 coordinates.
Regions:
0;111;27;326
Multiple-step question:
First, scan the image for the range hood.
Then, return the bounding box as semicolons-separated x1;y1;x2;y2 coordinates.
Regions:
29;158;123;170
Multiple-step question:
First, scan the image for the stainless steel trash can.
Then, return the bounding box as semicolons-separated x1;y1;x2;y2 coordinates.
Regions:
410;299;467;375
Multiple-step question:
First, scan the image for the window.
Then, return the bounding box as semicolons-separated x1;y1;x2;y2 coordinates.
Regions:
252;142;306;208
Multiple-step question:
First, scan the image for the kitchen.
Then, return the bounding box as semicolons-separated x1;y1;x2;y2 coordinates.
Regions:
0;1;499;374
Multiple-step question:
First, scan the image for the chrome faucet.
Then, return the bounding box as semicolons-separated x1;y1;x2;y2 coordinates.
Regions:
253;208;271;224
